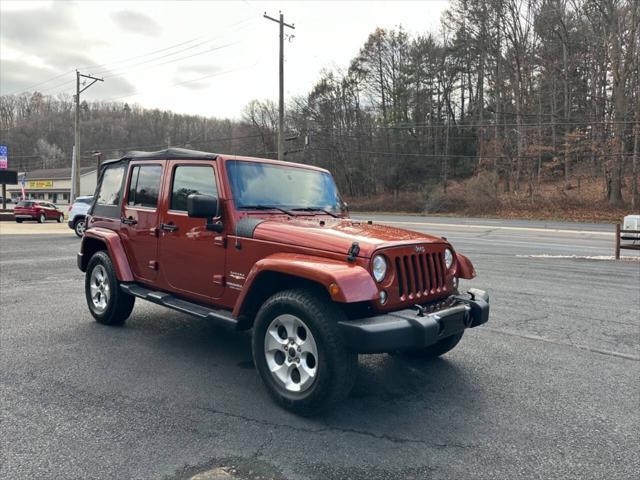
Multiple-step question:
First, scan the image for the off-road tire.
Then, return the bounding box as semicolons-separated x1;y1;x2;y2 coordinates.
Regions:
399;331;464;359
38;213;45;223
252;288;357;416
74;217;86;237
85;251;135;326
57;213;64;223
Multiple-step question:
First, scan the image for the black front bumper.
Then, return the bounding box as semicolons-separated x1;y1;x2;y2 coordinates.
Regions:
338;289;490;353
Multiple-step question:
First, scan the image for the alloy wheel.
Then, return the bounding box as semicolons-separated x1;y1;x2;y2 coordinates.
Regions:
89;264;110;312
264;314;318;393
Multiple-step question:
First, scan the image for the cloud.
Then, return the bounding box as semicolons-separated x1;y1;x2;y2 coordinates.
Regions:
170;64;223;90
111;10;160;37
0;2;111;94
181;64;222;76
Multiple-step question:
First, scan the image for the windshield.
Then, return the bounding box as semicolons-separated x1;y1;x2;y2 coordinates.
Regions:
227;160;342;212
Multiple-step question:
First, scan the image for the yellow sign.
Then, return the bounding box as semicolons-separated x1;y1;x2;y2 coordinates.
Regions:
28;180;54;189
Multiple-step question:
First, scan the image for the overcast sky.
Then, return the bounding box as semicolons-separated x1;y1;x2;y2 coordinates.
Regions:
1;0;449;120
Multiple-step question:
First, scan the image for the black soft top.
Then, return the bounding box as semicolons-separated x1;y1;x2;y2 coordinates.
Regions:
102;147;217;167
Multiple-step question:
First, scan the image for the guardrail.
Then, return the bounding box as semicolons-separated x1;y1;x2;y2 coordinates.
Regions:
615;224;640;259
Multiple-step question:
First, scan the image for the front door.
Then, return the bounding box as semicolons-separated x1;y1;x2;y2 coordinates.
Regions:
158;161;225;302
120;162;164;284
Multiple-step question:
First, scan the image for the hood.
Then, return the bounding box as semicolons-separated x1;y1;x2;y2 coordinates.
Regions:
251;217;447;258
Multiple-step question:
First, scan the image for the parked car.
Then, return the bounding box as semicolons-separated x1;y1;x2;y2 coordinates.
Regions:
14;200;65;223
68;196;93;237
77;148;490;415
0;196;12;204
622;214;640;241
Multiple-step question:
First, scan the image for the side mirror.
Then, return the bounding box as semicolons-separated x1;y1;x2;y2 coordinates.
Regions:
187;194;223;232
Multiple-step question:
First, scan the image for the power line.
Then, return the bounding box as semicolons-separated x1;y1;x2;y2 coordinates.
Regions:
2;70;76;96
97;61;259;103
7;132;277;162
305;146;638;160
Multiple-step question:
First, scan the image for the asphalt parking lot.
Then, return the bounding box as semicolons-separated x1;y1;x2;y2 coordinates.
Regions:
1;215;638;479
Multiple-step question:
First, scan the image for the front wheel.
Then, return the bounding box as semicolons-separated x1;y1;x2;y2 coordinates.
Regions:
57;213;64;223
85;251;135;326
398;332;464;360
15;219;23;223
74;218;86;237
252;289;356;416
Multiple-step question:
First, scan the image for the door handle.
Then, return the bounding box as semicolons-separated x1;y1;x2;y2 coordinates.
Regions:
121;216;138;225
159;222;179;232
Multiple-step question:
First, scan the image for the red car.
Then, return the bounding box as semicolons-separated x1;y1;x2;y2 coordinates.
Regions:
77;148;489;415
14;200;65;223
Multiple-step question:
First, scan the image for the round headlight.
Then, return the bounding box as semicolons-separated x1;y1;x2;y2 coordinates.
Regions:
372;255;387;282
444;249;454;269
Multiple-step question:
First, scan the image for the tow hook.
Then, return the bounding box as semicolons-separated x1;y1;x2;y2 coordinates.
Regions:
413;304;427;317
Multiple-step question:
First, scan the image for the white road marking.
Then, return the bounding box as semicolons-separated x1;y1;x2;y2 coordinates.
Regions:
366;220;614;236
516;254;639;261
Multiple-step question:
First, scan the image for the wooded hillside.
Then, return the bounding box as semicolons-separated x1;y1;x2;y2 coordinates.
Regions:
2;0;638;214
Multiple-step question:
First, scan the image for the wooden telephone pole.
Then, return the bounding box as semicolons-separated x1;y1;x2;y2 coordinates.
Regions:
264;11;294;160
72;71;103;201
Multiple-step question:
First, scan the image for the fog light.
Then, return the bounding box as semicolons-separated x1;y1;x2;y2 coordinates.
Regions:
380;290;387;304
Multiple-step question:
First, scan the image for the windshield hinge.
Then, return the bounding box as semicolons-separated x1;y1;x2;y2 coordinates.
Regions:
347;242;360;262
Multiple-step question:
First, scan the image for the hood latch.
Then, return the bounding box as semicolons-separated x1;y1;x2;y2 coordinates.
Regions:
346;242;360;262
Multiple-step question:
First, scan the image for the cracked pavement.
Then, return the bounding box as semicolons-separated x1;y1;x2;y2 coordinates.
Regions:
1;215;638;479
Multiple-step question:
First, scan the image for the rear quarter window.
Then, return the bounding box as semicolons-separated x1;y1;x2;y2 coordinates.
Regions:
93;164;126;218
17;201;34;207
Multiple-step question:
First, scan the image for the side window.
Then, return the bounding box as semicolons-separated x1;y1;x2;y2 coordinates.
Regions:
97;165;125;206
170;165;217;211
127;164;162;208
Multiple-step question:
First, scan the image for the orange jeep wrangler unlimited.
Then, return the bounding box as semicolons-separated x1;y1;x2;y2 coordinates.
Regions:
78;148;489;414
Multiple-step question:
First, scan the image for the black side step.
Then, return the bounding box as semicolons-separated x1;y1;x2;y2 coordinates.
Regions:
121;283;238;328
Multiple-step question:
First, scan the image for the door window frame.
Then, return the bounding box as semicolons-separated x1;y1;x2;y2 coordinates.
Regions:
166;162;220;216
124;162;164;211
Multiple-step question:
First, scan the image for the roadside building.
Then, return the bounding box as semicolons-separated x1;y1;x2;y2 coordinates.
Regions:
5;167;97;204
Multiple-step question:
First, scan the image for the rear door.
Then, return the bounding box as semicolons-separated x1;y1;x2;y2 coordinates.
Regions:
157;161;225;302
120;162;164;284
46;203;60;219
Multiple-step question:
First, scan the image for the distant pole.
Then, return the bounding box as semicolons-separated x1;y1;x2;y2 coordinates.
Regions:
264;11;295;160
73;71;80;200
93;151;102;174
72;70;103;201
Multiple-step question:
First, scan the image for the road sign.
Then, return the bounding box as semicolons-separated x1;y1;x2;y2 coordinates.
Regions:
0;144;7;169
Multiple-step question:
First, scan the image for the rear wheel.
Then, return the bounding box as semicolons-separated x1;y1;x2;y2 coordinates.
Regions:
15;219;23;223
38;213;46;223
398;332;464;360
252;288;356;416
85;251;135;326
74;218;86;237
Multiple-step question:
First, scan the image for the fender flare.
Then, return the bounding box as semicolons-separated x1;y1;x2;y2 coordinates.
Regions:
232;253;379;317
456;253;476;279
80;227;134;282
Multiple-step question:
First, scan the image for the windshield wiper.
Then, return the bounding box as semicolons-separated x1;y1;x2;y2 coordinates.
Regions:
290;207;339;218
239;205;293;216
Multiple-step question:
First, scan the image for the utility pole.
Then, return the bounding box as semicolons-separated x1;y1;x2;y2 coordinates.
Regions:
73;70;103;201
92;151;102;174
264;11;294;160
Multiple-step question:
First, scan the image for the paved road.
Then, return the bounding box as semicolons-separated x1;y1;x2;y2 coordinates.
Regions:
1;216;638;479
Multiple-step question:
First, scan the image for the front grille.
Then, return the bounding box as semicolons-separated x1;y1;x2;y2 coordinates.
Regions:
394;251;446;299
